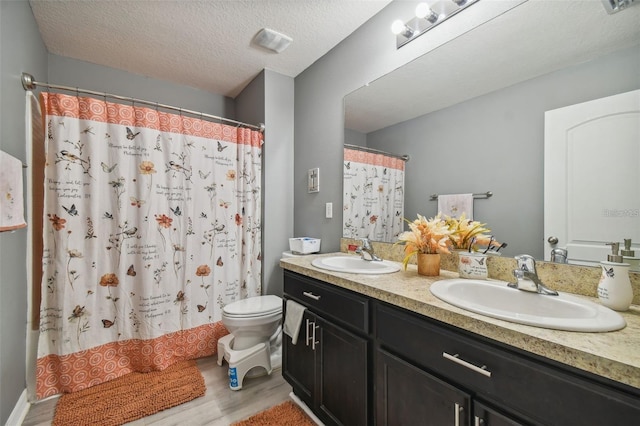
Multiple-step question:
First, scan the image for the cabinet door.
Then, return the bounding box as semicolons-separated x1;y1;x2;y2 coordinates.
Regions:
317;316;369;426
283;309;316;408
474;401;528;426
377;348;471;426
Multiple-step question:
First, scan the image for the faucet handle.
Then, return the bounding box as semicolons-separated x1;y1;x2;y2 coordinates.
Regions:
360;238;372;250
515;254;537;274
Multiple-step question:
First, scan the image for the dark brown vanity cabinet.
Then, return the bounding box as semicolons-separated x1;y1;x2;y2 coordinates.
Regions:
376;348;473;425
283;271;369;426
375;302;640;426
283;270;640;426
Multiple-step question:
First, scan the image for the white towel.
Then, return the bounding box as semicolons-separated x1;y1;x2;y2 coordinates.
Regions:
0;150;27;232
438;193;473;220
283;299;307;345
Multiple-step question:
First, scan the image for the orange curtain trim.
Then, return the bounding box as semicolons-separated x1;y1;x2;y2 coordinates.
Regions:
35;322;228;400
344;148;405;171
40;92;262;147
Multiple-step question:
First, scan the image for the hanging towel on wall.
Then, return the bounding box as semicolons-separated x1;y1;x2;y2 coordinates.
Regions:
283;299;307;345
0;150;27;232
438;193;473;219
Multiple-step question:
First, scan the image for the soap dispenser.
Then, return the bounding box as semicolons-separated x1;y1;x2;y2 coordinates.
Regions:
597;242;633;311
621;238;640;272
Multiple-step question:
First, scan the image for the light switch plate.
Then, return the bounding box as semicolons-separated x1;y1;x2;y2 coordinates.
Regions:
325;202;333;218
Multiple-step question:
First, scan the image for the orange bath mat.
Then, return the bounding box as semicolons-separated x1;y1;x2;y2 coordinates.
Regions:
52;359;205;426
232;400;316;426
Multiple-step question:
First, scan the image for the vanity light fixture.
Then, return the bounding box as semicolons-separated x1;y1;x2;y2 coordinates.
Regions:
391;20;415;38
601;0;638;14
392;0;480;49
415;3;439;23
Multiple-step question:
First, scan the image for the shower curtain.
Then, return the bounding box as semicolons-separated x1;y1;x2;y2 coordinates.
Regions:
35;92;262;399
343;147;405;242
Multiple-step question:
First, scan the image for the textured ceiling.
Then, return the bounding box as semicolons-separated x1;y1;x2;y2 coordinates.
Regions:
345;0;640;133
29;0;393;98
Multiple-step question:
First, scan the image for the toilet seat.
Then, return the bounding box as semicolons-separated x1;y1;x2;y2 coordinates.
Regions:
223;295;282;318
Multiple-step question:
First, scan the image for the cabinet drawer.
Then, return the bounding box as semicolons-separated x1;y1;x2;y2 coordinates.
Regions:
375;302;640;426
284;271;369;333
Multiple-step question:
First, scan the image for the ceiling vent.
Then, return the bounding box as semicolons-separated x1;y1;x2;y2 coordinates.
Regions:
253;28;293;53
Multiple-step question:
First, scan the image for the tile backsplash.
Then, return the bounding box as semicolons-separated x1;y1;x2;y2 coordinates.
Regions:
340;238;640;305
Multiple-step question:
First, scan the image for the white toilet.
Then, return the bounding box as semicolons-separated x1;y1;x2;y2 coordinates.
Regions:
218;294;283;390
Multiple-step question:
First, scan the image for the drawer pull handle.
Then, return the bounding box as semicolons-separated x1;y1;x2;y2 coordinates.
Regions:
305;319;313;347
443;352;492;378
474;416;484;426
311;323;320;350
303;291;321;300
454;403;463;426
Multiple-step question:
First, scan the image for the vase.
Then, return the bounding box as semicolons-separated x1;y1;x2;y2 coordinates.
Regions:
597;261;633;311
417;253;440;276
458;251;488;279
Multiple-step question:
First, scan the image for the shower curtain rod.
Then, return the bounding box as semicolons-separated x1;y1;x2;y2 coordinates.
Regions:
344;143;410;162
20;72;265;132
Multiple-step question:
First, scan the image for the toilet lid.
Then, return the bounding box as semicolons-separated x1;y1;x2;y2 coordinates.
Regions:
223;295;282;317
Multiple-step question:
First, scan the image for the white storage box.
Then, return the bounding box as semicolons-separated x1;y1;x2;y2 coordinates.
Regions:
289;237;321;255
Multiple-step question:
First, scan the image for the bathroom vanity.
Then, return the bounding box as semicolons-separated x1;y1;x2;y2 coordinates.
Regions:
281;254;640;426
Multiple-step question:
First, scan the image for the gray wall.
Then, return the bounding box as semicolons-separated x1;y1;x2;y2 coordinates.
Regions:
262;70;294;296
48;55;235;117
235;69;295;297
367;45;640;259
293;0;523;252
344;128;366;147
0;1;48;423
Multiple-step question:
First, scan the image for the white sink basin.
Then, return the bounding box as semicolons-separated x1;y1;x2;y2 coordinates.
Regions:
311;256;400;275
430;279;626;332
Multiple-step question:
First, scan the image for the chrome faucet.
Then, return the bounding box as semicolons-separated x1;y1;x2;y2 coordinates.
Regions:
508;254;558;296
355;238;382;261
550;248;568;264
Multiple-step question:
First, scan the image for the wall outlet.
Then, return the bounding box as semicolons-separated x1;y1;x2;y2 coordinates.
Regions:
308;168;319;193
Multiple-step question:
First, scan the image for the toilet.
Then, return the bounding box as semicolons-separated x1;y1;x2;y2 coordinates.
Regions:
218;294;283;390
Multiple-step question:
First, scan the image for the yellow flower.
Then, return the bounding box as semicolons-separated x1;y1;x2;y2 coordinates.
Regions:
445;213;493;251
396;213;452;269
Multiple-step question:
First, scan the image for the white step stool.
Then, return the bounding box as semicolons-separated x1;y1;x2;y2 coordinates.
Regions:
217;334;272;390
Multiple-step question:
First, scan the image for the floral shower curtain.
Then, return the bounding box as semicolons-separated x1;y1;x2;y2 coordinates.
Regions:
35;92;262;399
343;147;405;243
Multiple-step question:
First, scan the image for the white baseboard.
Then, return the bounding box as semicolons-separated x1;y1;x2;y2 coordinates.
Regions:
5;389;28;426
289;391;324;426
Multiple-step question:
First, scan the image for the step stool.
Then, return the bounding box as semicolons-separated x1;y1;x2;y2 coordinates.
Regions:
217;334;272;390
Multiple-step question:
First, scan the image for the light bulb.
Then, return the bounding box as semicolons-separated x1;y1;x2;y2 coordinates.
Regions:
391;20;405;35
415;2;439;23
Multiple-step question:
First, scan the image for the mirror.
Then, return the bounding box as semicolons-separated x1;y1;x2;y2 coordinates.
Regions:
343;1;640;260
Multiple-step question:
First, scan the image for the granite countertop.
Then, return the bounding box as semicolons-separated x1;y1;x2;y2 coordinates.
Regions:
280;252;640;390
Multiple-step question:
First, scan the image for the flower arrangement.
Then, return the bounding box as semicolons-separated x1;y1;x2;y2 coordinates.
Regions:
396;213;452;269
444;213;493;251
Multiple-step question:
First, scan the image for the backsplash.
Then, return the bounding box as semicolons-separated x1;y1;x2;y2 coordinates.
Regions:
340;238;640;305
